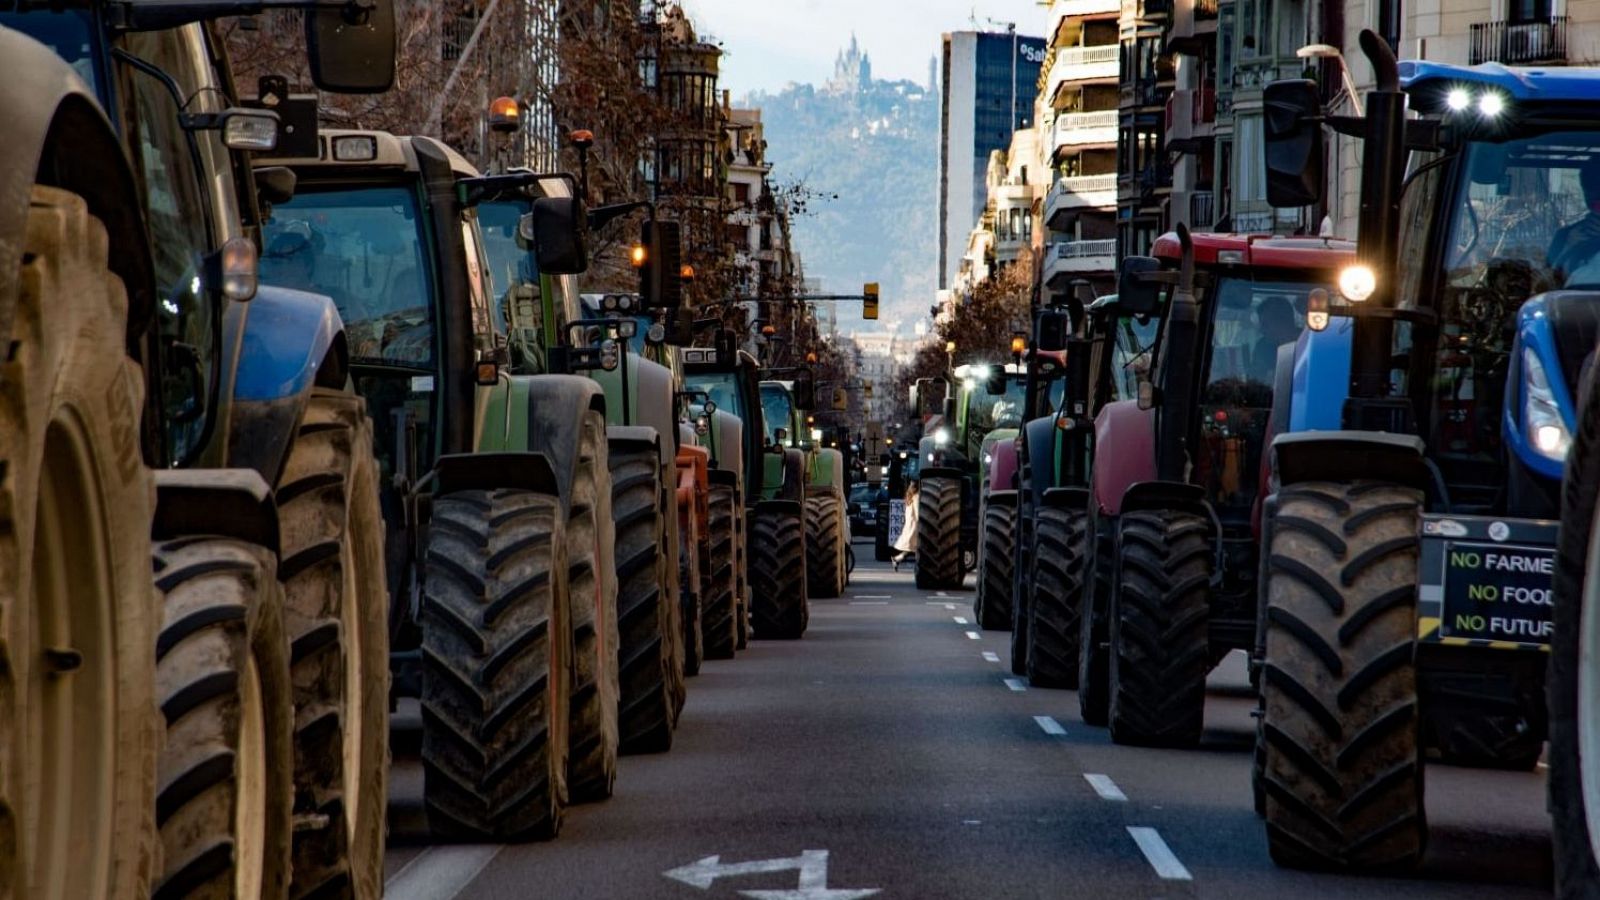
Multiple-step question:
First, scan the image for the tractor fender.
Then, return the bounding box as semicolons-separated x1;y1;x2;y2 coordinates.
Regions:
781;448;807;503
1271;431;1429;494
223;284;348;484
518;374;607;513
1252;342;1299;540
708;468;738;488
0;29;156;341
434;451;559;497
589;351;677;468
708;409;743;474
152;469;279;554
607;425;661;458
679;421;697;450
1091;400;1156;516
918;466;966;482
1041;486;1089;512
1289;323;1353;432
811;447;844;493
1021;413;1061;508
987;437;1020;494
755;498;803;517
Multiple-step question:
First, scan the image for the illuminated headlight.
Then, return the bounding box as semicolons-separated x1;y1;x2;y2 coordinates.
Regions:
971;365;991;380
1446;89;1471;111
983;452;992;465
1524;348;1572;461
934;427;950;446
1338;264;1376;303
810;428;824;442
1479;91;1505;117
599;339;620;371
1216;250;1246;265
963;378;976;390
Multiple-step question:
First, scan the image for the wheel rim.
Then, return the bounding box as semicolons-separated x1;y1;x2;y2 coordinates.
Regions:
26;419;115;899
235;653;267;899
341;530;363;847
1579;496;1600;864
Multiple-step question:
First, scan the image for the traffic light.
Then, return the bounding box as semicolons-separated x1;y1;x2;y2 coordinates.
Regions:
863;282;879;320
639;220;684;309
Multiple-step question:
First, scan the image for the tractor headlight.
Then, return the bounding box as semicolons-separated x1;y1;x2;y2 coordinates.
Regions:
934;427;950;446
599;339;620;371
1338;264;1376;303
1524;348;1572;461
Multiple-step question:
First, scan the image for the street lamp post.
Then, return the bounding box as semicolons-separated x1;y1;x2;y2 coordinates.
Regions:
1296;44;1364;115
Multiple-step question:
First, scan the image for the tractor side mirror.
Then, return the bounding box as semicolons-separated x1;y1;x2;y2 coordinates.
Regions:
307;0;397;94
792;370;816;411
1035;308;1071;352
522;197;588;275
253;166;297;206
1263;79;1325;208
1117;256;1162;316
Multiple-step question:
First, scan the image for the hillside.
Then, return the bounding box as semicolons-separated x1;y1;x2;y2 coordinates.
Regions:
743;59;938;336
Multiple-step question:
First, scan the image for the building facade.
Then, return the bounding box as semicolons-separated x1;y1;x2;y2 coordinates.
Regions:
938;29;1049;289
1117;0;1175;256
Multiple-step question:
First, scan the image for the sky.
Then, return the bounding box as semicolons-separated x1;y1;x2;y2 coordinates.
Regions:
678;0;1051;98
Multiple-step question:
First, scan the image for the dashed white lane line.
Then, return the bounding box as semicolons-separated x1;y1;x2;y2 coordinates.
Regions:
936;591;951;598
981;651;1001;663
1033;715;1066;736
1084;774;1128;802
850;601;889;605
1127;827;1193;881
953;616;970;624
944;603;957;610
1003;678;1026;692
853;595;892;599
964;631;982;640
385;845;504;900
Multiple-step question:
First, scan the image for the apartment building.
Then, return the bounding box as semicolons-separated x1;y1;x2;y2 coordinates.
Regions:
1117;0;1176;255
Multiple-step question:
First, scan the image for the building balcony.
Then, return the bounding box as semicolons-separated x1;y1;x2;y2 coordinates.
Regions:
1043;239;1118;286
995;234;1029;264
1167;0;1219;52
1044;174;1118;229
1165;88;1216;142
1048;44;1120;90
1053;110;1119;150
1190;191;1215;229
1050;0;1120;36
1470;17;1568;65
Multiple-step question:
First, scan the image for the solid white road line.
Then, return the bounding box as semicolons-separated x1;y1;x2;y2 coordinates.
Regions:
1127;827;1193;881
853;595;892;599
981;651;1001;663
849;601;889;605
1003;678;1026;692
965;631;982;640
1084;774;1128;802
1033;715;1066;736
385;845;504;900
953;616;969;624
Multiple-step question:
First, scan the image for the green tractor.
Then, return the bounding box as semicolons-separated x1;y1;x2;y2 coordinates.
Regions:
258;131;621;840
0;5;396;897
763;372;848;602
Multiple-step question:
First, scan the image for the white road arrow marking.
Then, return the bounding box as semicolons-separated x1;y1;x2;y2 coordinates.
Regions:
663;850;881;898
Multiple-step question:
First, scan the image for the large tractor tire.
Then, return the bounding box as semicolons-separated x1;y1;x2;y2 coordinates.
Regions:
680;544;703;677
1553;396;1600;898
1107;511;1212;748
915;476;964;590
976;492;1017;631
1026;506;1086;689
567;411;619;802
153;539;294;900
611;446;678;754
703;483;739;660
0;186;160;900
805;493;846;599
874;504;892;562
1259;481;1425;872
751;505;808;639
735;502;750;651
1078;516;1116;727
275;390;390;899
420;490;571;841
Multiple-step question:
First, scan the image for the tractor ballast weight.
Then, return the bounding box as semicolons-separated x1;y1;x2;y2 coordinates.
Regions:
1253;32;1591;873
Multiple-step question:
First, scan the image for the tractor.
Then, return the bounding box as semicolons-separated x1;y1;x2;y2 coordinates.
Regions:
257;130;621;841
0;5;395;898
1251;33;1593;870
760;372;848;603
1082;229;1352;746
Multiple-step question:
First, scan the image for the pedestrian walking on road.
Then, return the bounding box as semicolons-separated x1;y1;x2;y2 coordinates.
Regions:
893;480;919;571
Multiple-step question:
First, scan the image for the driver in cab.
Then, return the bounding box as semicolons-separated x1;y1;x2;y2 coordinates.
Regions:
1550;160;1600;286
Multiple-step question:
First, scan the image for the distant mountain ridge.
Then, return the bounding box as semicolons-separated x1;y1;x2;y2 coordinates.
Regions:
742;47;938;336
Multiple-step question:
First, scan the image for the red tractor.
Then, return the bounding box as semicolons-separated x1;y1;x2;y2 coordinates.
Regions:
1078;228;1353;746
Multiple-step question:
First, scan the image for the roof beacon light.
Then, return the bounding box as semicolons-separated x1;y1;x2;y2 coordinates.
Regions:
489;96;520;133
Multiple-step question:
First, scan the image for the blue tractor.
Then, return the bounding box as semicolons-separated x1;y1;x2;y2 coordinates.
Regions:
1254;33;1597;871
0;4;395;897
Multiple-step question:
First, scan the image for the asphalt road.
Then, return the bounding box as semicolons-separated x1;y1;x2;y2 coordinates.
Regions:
381;547;1553;899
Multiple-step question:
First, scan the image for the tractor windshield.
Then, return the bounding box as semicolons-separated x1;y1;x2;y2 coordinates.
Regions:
1197;275;1326;519
2;9;107;100
684;371;745;422
1407;131;1600;498
761;383;797;446
476;199;547;373
262;186;437;369
964;377;1029;457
